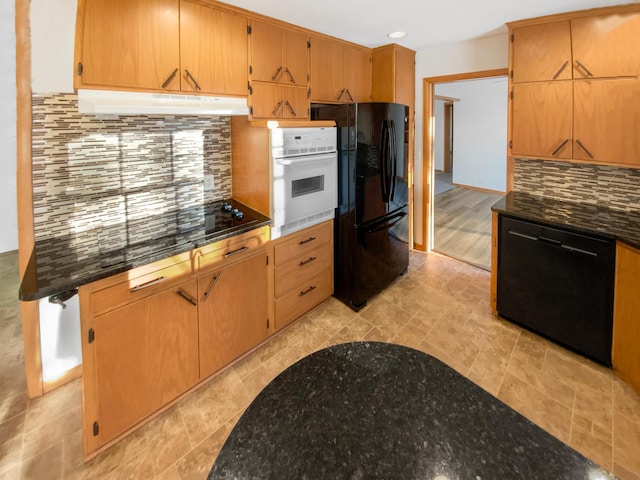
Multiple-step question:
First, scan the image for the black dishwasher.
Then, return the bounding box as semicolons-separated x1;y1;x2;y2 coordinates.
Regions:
497;215;615;365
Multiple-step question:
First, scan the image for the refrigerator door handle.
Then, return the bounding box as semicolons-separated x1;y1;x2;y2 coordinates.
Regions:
389;121;397;202
366;210;408;234
380;121;390;203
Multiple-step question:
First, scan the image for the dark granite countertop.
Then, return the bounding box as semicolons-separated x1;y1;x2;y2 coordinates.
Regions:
209;342;614;479
19;199;271;301
492;191;640;249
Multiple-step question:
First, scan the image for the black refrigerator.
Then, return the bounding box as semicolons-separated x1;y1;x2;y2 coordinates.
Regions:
311;102;409;311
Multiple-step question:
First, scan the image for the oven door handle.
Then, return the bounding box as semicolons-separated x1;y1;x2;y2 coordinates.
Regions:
275;153;337;166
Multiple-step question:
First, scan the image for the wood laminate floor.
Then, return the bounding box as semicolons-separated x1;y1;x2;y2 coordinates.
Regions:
434;186;504;270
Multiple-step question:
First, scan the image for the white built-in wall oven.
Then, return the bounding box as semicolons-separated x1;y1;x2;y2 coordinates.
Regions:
270;127;338;238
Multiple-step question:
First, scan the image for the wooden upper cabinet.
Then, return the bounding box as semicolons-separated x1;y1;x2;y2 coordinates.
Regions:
310;35;344;102
573;79;640;165
511;21;572;83
250;83;308;119
571;12;640;78
511;82;573;159
371;44;415;108
250;20;309;86
180;1;248;96
78;0;181;90
344;46;371;102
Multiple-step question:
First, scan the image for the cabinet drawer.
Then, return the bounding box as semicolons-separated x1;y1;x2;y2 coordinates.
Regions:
275;244;332;298
274;222;332;266
275;268;332;329
198;227;269;271
90;260;194;317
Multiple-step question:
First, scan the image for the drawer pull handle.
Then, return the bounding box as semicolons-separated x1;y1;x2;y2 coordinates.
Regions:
202;273;221;303
176;289;197;306
551;138;569;156
551;61;569;80
300;285;316;297
575;139;594;159
299;236;317;245
574;60;593;78
161;67;179;88
225;246;249;258
130;276;167;292
299;256;317;266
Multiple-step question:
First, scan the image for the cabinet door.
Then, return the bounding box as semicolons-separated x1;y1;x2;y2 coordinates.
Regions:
511;82;573;158
344;46;371;103
180;1;248;96
572;12;640;78
251;82;283;119
310;35;343;102
92;280;199;444
283;28;309;87
282;86;309;120
394;47;414;108
573;79;640;165
511;21;572;83
250;20;284;84
199;251;268;378
79;0;180;90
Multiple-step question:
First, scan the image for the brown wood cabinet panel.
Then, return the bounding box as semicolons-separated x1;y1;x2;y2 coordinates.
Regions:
511;21;572;83
344;46;371;102
511;82;573;159
394;47;415;109
180;1;248;96
573;79;640;165
79;0;181;90
274;222;333;265
250;20;283;83
275;268;332;329
613;242;640;395
274;245;332;298
198;251;268;378
91;279;199;445
310;35;343;102
283;28;309;87
283;85;309;119
251;83;309;119
572;12;640;78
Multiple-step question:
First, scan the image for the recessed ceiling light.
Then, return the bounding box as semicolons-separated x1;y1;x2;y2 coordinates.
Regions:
387;31;407;39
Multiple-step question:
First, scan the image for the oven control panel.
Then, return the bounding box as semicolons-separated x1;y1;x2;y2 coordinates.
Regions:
271;127;337;158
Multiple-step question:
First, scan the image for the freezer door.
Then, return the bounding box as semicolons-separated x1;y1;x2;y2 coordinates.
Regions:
349;206;409;310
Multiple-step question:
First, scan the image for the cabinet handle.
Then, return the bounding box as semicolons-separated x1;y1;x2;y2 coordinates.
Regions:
272;66;283;81
284;67;296;84
130;276;167;292
224;246;249;258
345;89;354;102
551;138;569;156
202;273;221;303
551;61;569;80
575;139;594;159
299;236;317;245
337;88;346;101
161;68;179;88
299;256;317;266
300;285;317;297
574;60;594;78
285;100;297;117
184;69;202;90
272;100;283;116
176;289;197;306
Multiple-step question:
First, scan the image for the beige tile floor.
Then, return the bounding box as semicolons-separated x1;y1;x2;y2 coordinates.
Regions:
1;249;640;479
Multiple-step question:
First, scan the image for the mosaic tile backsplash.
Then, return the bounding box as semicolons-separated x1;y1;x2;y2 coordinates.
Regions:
514;158;640;211
31;93;233;255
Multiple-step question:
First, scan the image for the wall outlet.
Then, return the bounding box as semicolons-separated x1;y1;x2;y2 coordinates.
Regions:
204;174;215;191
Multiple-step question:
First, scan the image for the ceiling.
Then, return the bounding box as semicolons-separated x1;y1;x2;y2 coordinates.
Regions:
221;0;640;51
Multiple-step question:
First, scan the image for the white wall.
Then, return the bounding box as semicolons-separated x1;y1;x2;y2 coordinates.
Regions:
0;0;18;253
413;33;509;246
433;99;445;171
435;77;507;192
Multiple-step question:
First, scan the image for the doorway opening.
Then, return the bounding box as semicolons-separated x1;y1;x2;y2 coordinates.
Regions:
421;69;508;270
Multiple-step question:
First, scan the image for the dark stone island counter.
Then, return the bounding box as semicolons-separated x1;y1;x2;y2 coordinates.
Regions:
491;191;640;250
19;199;271;301
209;342;614;479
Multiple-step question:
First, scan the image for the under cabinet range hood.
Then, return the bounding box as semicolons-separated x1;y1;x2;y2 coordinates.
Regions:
77;89;250;116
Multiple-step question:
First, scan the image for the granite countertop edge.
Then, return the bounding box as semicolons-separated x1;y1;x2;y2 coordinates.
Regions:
491;191;640;250
19;218;272;302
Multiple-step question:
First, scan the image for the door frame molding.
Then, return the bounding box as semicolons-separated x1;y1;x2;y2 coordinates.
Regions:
419;68;508;252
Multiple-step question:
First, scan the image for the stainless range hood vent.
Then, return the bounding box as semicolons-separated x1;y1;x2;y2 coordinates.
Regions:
77;89;249;116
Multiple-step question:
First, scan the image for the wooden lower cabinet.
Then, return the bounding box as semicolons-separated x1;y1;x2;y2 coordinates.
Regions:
199;250;269;378
273;221;334;329
613;242;640;395
84;278;199;452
